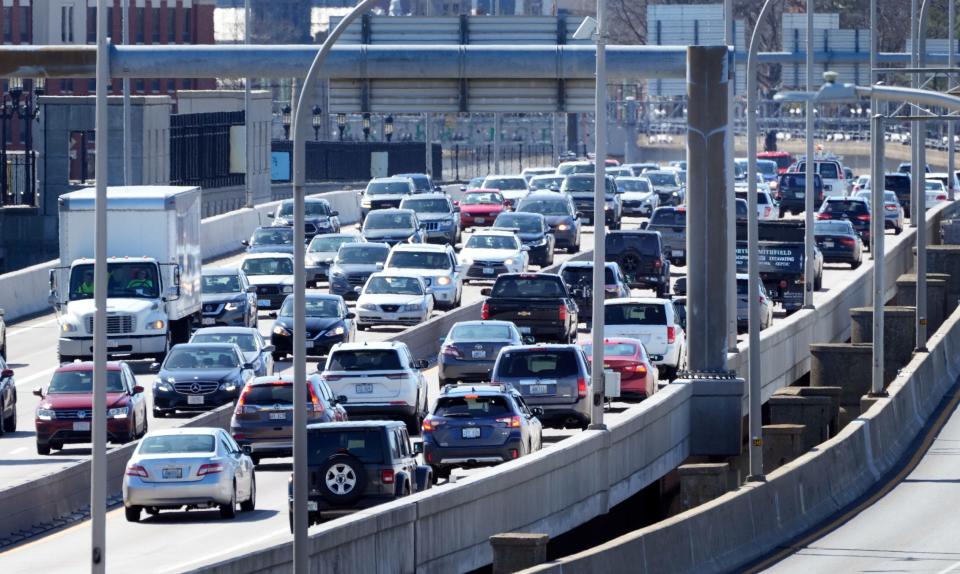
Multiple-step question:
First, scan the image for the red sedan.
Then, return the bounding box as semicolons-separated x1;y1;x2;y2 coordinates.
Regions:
579;338;658;400
455;189;510;229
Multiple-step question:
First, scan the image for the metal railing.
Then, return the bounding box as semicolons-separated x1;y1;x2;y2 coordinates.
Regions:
0;151;37;208
170;111;246;190
442;142;555;181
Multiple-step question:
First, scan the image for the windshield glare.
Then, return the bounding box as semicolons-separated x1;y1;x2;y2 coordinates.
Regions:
252;228;293;245
402;199;449;213
140;434;216;454
647;173;678;186
163;347;240;370
48;370;124;393
462;192;503;205
494;214;541;233
364;212;414;230
365;276;423;295
465;235;518;250
242;258;293;276
280;297;340;318
191;333;257;352
336;245;388;265
309;235;358;253
367;181;411;195
518;198;569;216
202;274;241;294
483;177;527;190
388;251;451;270
451;324;514;340
616;178;650;192
70;262;160;301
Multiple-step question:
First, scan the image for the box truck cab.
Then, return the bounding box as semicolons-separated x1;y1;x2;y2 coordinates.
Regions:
49;186;202;363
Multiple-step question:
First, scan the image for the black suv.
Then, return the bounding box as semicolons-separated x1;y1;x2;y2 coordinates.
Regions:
605;231;671;298
883;173;913;218
776;172;824;217
290;421;431;528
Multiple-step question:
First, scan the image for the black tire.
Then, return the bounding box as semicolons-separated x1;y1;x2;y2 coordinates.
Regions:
779;206;787;218
240;473;256;512
3;402;15;433
125;506;141;523
0;341;5;360
272;351;284;362
431;466;451;484
851;258;862;269
895;225;903;235
50;441;63;451
220;483;237;519
655;285;666;299
660;366;676;382
153;408;168;418
0;400;4;437
250;454;261;467
37;442;50;455
318;454;367;506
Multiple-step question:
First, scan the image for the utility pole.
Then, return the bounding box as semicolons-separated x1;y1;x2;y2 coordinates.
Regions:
244;0;254;207
803;0;815;309
122;0;131;185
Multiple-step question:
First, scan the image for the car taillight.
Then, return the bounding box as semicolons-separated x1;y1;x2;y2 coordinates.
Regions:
885;204;897;211
496;415;522;428
197;463;223;476
481;301;490;320
817;213;832;220
422;417;444;432
654;259;662;269
667;326;676;344
381;469;395;484
938;194;948;201
235;387;251;415
763;206;771;217
779;280;788;289
126;464;148;478
856;214;870;221
322;374;343;382
636;364;648;378
577;377;588;398
308;385;324;415
510;449;520;459
840;237;856;247
559;304;567;321
441;344;462;359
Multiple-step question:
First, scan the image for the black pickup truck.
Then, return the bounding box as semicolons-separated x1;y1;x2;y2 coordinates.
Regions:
735;221;823;314
480;273;579;343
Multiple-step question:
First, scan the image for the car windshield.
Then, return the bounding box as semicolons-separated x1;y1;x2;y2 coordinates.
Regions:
388;251;451;270
47;370;125;393
307;429;384;464
483;177;527;190
163;347;240;370
529;176;564;190
327;349;402;371
757;161;778;176
926;181;945;191
494;214;541;233
402;198;449;213
496;350;579;377
465;235;519;250
336;245;388;265
401;175;430;191
242;257;293;276
815;221;854;235
139;434;216;454
367;181;411;195
451;324;514;340
69;262;160;301
616;178;650;192
279;201;329;217
364;212;414;230
309;235;359;253
251;228;293;245
581;342;639;357
562;176;594;192
823;200;868;214
562;267;616;285
647;173;678;186
650;209;686;226
818;163;840;179
434;396;511;417
365;276;423;295
605;303;667;325
491;276;566;297
202;274;241;295
462;192;503;205
280;297;340;318
558;163;594;175
191;333;258;353
518;198;570;216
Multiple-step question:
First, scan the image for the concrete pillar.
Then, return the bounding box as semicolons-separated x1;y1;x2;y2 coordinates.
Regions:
766;394;832;452
810;343;873;427
941;218;960;244
678;462;733;511
762;424;805;474
895;273;947;336
789;386;842;437
924;245;960;314
490;533;549;574
849;306;917;383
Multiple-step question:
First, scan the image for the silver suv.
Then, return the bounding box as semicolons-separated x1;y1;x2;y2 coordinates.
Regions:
384;243;463;310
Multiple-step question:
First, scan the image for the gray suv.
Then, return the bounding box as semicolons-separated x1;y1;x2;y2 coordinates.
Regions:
290;421;431;527
328;242;391;300
645;206;687;266
490;344;593;430
400;193;461;245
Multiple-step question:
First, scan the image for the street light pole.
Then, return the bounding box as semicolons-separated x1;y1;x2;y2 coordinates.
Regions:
950;0;957;202
290;1;379;572
803;0;816;307
871;113;886;396
589;0;608;432
915;0;930;352
746;0;777;482
122;0;131;186
244;0;253;207
725;0;738;350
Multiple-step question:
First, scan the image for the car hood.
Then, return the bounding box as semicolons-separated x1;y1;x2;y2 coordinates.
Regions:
306;251;337;265
516;232;546;243
541;215;574;226
331;263;381;274
363;228;415;240
365;193;407;202
416;213;453;221
202;293;246;305
247;275;294;286
157;368;241;382
247;245;295;254
66;298;156;317
275;316;343;332
359;294;424;305
622;191;655;201
41;392;128;410
460;248;518;261
652;184;681;193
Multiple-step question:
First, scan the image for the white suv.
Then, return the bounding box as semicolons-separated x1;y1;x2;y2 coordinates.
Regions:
384;243;463;309
319;341;429;434
603;297;686;381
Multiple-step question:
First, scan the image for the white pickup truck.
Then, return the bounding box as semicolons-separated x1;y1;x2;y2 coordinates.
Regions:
602;297;686;381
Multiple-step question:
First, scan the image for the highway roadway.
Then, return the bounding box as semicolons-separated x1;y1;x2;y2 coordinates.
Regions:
763;380;960;574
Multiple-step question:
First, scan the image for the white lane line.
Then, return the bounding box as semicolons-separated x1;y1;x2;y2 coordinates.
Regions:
937;561;960;574
7;317;59;336
154;528;288;574
13;366;58;389
7;446;27;455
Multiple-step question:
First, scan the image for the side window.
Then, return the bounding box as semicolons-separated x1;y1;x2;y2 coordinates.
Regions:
396;429;410;457
387;429;401;459
219;435;234;454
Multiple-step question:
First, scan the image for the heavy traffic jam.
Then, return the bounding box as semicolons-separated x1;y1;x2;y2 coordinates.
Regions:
0;150;950;529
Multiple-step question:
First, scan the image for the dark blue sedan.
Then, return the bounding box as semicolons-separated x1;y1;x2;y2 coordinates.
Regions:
270;292;355;360
814;219;863;268
492;212;555;267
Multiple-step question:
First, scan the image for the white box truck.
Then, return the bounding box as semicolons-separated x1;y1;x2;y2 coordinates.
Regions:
49;186;202;362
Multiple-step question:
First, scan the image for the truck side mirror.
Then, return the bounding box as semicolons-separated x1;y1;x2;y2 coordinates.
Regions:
33;386;43;397
331;210;340;217
267;213;274;219
413;442;424;454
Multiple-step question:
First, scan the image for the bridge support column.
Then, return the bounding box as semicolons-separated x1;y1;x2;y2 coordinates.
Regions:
762;424;805;474
811;343;872;428
851;306;917;383
490;533;549;574
895;273;947;336
678;463;733;511
923;246;960;314
767;394;831;452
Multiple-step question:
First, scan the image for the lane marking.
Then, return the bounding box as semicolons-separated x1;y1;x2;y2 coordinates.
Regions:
7;446;26;455
13;366;59;389
6;317;59;336
936;561;960;574
154;528;288;573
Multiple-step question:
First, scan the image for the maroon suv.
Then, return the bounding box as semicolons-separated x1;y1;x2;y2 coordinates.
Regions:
33;361;148;455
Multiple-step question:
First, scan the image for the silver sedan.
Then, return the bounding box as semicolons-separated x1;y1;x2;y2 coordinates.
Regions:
123;427;256;521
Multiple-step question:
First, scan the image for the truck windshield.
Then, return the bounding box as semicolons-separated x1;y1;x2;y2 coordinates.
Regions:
69;262;160;301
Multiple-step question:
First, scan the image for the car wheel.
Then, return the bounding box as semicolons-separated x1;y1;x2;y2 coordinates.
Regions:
140;412;148;437
272;351;284;362
250;454;261;467
0;400;4;436
240;473;257;512
50;440;63;451
125;506;141;523
220;482;237;519
895;225;903;235
851;258;862;269
0;340;5;360
37;442;50;455
318;453;367;506
1;404;14;433
153;407;168;418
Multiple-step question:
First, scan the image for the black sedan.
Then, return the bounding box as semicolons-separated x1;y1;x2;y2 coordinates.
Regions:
242;226;295;254
814;220;863;269
199;268;258;328
151;343;255;417
270;292;355;360
0;354;15;434
492;212;556;267
817;197;872;248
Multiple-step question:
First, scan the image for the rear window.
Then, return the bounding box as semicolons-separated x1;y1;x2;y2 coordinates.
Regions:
327;350;402;371
736;199;748;219
561;267;616;286
491;276;567;298
496;350;581;378
434;396;512;417
815;221;855;235
884;175;911;194
241;383;299;406
140;434;215;454
818;162;840;179
308;429;384;464
736;280;749;296
735;192;770;205
823;200;868;214
451;324;514;340
606;233;660;256
649;209;686;227
605;303;667;325
779;173;822;191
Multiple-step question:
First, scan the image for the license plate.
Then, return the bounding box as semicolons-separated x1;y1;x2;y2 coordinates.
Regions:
188;395;205;405
257;299;271;307
672;249;683;257
796;192;805;198
269;412;286;420
483;267;494;274
474;217;486;224
461;427;481;439
471;350;486;359
107;340;120;348
529;384;548;395
823;240;834;248
307;501;318;512
162;468;182;479
518;326;532;334
202;318;216;325
356;383;373;394
73;421;91;431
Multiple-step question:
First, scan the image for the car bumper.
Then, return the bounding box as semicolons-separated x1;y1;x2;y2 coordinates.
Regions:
232;436;293;458
36;418;133;444
356;309;428;326
438;359;497;383
526;402;589;426
622;201;653;216
58;334;167;359
342;403;417;420
199;306;249;327
153;389;240;412
426;284;457;304
464;263;512;279
124;474;233;507
306;264;329;283
272;332;347;357
424;439;522;467
424;228;457;243
551;228;577;247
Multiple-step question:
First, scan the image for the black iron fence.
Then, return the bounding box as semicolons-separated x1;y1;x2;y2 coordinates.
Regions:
0;151;37;208
270;141;442;182
170;111;246;189
442;143;555;182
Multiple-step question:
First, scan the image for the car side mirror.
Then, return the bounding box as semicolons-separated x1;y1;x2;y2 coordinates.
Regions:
337;395;348;404
132;385;144;394
413;442;424;454
414;359;429;370
353;286;363;294
453;199;461;207
480;288;492;296
268;311;278;318
454;243;463;250
639;221;648;230
0;308;5;317
149;362;161;372
241;445;253;455
434;185;442;192
33;386;43;397
267;213;274;218
0;368;12;379
263;344;276;353
459;186;467;192
355;222;362;229
375;262;385;270
241;240;249;246
243;362;254;370
453;206;461;212
522;335;536;345
530;406;545;416
346;312;356;319
331;210;339;217
246;285;257;293
521;245;530;252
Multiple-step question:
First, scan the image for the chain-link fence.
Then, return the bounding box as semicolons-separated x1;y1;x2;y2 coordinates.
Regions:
441;143;555;182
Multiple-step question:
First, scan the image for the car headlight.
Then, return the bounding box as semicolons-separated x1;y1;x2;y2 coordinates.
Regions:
503;258;515;266
107;406;129;419
557;223;570;231
317;220;331;228
146;320;165;330
605;202;615;210
435;276;452;286
220;381;237;392
154;379;173;392
402;302;423;312
61;322;78;333
282;285;293;293
361;198;371;208
224;302;241;311
328;326;346;336
272;325;291;336
37;408;55;420
360;303;378;311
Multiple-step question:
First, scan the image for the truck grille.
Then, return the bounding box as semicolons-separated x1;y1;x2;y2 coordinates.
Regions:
172;381;220;395
371;200;400;210
85;315;135;335
257;285;280;295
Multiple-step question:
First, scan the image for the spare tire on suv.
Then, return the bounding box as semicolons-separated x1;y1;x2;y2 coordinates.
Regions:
318;453;367;506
